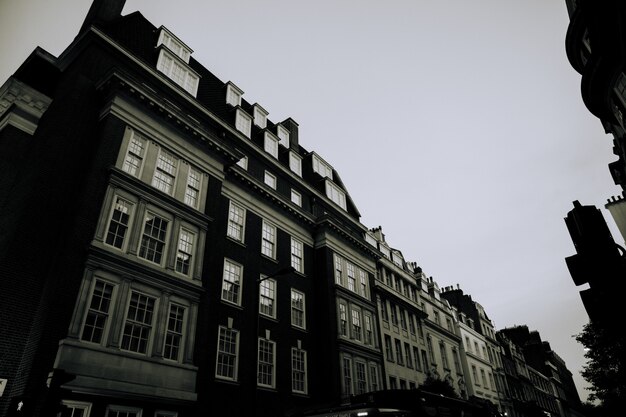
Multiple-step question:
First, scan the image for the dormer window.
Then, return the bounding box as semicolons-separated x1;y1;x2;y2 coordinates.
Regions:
312;153;333;179
289;152;302;177
277;125;290;148
226;82;243;106
156;49;200;96
235;109;252;137
264;132;279;159
379;244;391;259
325;180;346;210
364;232;377;247
253;104;268;129
157;27;193;63
392;252;404;268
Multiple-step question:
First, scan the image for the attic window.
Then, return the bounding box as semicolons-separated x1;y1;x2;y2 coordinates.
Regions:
253;104;268;128
226;82;243;106
392;252;404;267
312;153;333;179
325;180;346;210
156;49;199;96
235;108;252;137
364;232;377;247
157;28;193;63
277;125;290;148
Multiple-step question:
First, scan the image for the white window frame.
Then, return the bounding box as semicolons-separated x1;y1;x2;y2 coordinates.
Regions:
227;201;246;242
290;237;304;273
325;180;347;210
226;82;243;106
184;166;202;209
290;189;302;207
257;337;276;388
342;356;353;396
253;104;268;128
235;108;252;138
289;152;302;176
104;195;135;251
339;301;348;337
215;325;239;381
261;220;277;259
259;277;277;319
80;278;117;345
138;211;170;266
277;124;290;148
351;308;362;341
122;130;147;178
291;289;306;329
264;131;279;159
175;228;195;276
157;27;192;63
312;153;333;179
120;290;158;355
106;405;143;417
62;400;92;417
152;148;179;196
236;155;248;170
291;347;308;394
355;361;367;395
264;171;277;189
156;49;199;96
221;259;243;306
163;303;186;362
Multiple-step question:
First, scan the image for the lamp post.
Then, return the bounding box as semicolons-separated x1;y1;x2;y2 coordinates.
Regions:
251;265;295;416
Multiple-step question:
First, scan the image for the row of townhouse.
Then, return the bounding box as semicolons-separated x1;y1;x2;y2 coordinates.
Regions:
0;1;585;417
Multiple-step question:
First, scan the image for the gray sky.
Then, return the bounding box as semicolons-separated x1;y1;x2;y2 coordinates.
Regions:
1;0;620;402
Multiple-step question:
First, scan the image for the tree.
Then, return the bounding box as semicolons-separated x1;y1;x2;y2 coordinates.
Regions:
575;321;626;416
420;374;458;398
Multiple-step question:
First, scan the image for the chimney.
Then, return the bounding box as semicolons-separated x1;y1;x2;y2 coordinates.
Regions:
78;0;126;35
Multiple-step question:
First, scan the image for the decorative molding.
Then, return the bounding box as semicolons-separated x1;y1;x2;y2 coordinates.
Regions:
0;77;52;135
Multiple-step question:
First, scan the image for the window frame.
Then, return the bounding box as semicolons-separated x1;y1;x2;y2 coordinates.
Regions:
163;302;186;362
253;104;268;128
276;124;290;148
264;171;277;189
80;279;117;346
291;289;306;330
261;220;277;259
291;347;308;394
106;405;143;417
257;337;276;388
184;166;202;209
226;82;243;106
235;108;252;138
264;131;279;159
289;152;302;176
290;237;304;273
221;258;244;306
104;195;135;252
290;189;302;207
227;201;246;242
259;277;277;319
215;325;240;381
174;227;195;276
156;48;199;96
120;290;158;355
122;130;147;178
137;210;171;266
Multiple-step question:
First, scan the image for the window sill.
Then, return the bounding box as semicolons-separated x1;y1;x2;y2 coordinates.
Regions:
226;236;247;247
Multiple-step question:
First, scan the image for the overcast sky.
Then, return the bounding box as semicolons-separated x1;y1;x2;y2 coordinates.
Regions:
1;0;620;402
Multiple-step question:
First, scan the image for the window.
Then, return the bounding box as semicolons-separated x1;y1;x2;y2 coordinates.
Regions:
359;270;368;297
226;82;243;106
261;221;276;259
277;124;290;148
157;28;191;62
440;342;449;369
389;376;398;389
405;343;413;368
452;347;461;374
106;405;142;417
105;197;133;249
81;280;115;344
291;189;302;207
369;365;379;391
465;336;471;352
400;379;407;390
380;299;389;322
264;132;279;158
164;304;185;361
235;108;252;137
156;49;199;96
253;104;268;128
227;201;245;242
289;152;302;176
216;326;239;380
395;339;404;365
264;171;276;189
339;302;348;336
413;346;422;371
384;335;394;361
326;180;347;210
364;314;373;345
355;362;367;395
489;372;495;391
408;314;416;335
122;131;146;177
221;259;243;305
426;335;434;364
481;369;488;387
292;347;307;394
446;318;453;332
175;229;194;276
152;149;178;195
121;291;156;354
421;350;429;371
312;153;333;179
334;255;343;285
258;338;276;388
474;341;480;356
482;346;487;360
433;311;440;326
351;309;362;341
347;263;356;292
184;167;201;208
138;213;169;265
342;357;353;395
390;304;398;326
61;400;92;417
290;237;304;273
259;278;276;318
472;365;479;385
399;308;407;331
291;289;306;329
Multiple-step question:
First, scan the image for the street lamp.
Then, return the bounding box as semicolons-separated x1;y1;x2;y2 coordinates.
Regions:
252;265;295;416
